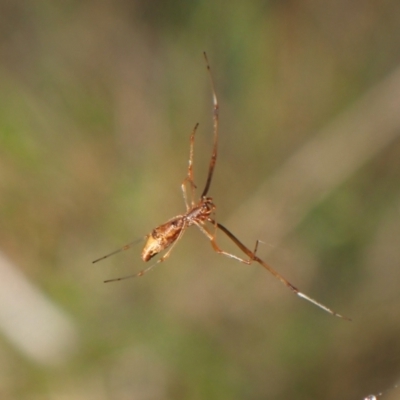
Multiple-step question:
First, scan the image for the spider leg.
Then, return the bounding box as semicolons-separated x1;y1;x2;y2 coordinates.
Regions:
92;237;146;263
194;221;259;264
104;221;188;283
181;123;199;210
208;220;351;321
201;52;219;198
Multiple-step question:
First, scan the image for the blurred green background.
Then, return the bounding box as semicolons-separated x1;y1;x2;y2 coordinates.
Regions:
1;1;400;399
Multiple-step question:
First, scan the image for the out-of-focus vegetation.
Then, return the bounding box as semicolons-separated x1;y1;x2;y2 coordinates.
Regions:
1;1;400;399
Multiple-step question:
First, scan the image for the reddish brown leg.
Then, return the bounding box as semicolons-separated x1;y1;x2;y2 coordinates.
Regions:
92;237;145;264
201;52;219;198
194;221;259;264
204;220;351;320
181;123;199;210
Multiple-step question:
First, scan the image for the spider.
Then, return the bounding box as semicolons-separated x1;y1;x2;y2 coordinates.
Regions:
93;52;350;321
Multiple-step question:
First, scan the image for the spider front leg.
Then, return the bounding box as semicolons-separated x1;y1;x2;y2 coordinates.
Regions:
210;237;261;265
213;221;351;320
181;123;199;210
195;221;260;265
